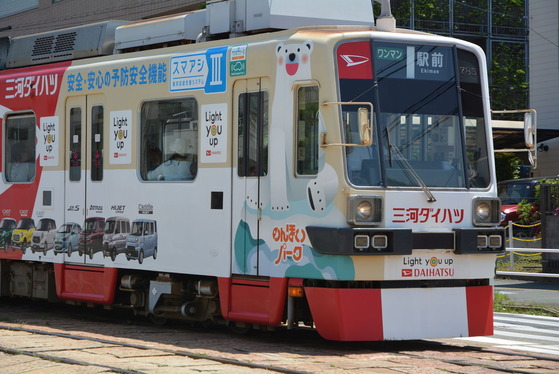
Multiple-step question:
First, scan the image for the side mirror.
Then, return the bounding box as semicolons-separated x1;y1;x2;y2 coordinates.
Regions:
524;111;535;148
492;108;537;169
358;107;372;146
321;101;373;147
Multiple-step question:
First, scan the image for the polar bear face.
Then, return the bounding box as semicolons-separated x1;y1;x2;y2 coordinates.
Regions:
276;41;313;77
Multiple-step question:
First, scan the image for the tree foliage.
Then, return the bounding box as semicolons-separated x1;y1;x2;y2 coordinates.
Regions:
516;200;539;225
390;0;528;111
516;178;559;225
494;152;521;182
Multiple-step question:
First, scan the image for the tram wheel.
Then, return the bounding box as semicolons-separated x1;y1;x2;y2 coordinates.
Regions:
229;322;251;335
149;314;167;326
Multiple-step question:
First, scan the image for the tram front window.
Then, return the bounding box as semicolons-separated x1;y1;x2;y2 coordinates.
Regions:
340;41;490;189
383;112;465;188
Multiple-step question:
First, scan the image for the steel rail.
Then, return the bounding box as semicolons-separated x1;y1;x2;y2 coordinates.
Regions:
0;323;310;374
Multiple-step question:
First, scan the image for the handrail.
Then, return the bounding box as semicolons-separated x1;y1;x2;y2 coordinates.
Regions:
496;270;559;278
499;220;559;278
497;246;559;279
501;247;559;253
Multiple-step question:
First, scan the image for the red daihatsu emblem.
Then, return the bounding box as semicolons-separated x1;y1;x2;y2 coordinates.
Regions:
340;54;370;67
337;41;373;79
402;269;413;277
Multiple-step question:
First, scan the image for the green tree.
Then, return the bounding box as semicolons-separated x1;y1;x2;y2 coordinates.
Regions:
390;1;528;113
494;152;521;182
490;42;527;112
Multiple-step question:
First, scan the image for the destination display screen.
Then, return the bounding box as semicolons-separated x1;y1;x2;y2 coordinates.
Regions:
374;43;454;81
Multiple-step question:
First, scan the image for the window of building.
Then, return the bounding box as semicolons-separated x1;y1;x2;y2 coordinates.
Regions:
296;85;319;175
140;98;198;181
0;0;39;18
4;113;36;183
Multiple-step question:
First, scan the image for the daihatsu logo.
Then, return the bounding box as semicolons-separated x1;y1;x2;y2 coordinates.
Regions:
340;54;369;67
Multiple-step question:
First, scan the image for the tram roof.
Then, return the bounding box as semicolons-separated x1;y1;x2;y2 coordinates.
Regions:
0;0;380;70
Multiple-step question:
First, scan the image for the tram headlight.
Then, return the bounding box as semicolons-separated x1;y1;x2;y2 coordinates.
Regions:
473;198;501;226
476;202;490;220
357;201;373;220
354;234;370;249
347;196;382;226
477;235;488;248
488;234;502;248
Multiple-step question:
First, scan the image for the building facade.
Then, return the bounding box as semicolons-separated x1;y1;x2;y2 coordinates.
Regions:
0;0;204;38
391;0;529;114
529;1;559;177
529;1;559;132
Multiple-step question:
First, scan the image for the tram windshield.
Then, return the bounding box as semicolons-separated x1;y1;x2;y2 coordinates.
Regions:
339;41;490;189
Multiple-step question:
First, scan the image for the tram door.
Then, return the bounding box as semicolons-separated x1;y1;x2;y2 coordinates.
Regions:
64;95;105;264
232;78;270;275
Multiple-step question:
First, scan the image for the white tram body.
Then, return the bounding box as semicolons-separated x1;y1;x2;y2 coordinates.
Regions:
0;0;505;341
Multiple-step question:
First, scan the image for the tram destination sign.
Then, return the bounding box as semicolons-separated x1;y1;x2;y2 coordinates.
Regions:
374;43;453;81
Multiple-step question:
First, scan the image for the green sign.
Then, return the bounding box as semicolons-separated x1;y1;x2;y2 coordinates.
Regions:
375;47;404;61
230;44;247;77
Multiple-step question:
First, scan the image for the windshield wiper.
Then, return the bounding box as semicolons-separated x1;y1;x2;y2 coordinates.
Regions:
390;145;436;203
385;127;393;167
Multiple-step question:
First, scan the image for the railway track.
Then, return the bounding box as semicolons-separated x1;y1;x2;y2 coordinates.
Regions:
0;323;303;374
0;299;558;373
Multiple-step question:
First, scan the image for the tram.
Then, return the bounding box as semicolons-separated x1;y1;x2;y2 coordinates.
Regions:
0;0;525;341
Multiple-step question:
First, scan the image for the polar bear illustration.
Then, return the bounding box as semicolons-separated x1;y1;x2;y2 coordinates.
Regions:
245;40;338;214
276;41;313;77
269;40;314;211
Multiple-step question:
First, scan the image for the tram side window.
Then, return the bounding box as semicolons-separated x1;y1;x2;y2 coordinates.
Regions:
91;105;103;181
140;98;198;181
458;49;490;188
238;91;269;177
4;114;36;183
296;85;319;175
69;107;81;181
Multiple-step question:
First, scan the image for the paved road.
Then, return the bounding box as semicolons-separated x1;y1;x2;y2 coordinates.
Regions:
2;298;559;374
459;312;559;356
458;278;559;356
494;278;559;308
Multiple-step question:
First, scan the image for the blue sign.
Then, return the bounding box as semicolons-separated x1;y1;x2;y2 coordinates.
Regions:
170;46;228;94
